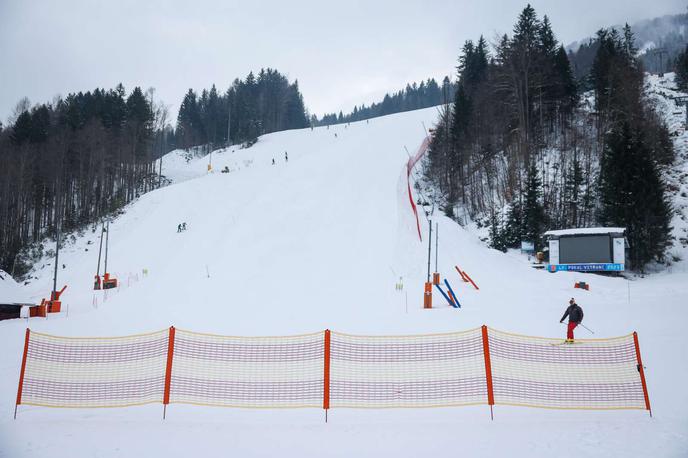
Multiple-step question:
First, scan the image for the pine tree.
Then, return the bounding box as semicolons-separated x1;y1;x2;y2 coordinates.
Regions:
176;89;200;149
502;199;524;249
675;45;688;91
563;158;584;227
599;122;672;269
284;80;309;129
553;46;578;112
522;164;546;250
488;209;507;252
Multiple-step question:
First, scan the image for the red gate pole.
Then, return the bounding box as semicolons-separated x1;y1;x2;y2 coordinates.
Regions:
481;325;495;420
163;326;176;419
633;331;652;417
14;328;30;420
324;329;331;423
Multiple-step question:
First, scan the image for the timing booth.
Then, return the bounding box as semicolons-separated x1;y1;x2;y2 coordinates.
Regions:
545;227;626;272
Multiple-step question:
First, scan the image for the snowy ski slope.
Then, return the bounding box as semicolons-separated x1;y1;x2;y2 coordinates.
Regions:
0;106;686;457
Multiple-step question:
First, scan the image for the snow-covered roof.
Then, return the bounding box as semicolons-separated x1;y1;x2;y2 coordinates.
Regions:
544;227;625;237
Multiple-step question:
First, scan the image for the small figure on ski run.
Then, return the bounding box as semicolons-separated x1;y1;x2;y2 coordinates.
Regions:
284;151;288;162
182;222;187;231
177;224;182;233
334;133;337;138
560;298;584;343
272;158;275;165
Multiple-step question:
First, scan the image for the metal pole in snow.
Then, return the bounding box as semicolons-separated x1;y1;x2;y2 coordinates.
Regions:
96;223;104;277
435;222;439;272
427;220;432;282
53;222;59;299
227;100;231;148
104;221;109;274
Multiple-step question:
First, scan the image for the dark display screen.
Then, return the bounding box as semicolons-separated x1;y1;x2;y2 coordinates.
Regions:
559;235;612;264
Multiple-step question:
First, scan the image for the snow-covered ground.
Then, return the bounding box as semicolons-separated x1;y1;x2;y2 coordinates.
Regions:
0;106;687;457
646;73;688;271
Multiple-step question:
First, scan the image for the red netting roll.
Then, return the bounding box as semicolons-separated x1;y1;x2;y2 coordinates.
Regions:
329;328;487;408
487;328;646;410
168;330;325;408
20;330;169;408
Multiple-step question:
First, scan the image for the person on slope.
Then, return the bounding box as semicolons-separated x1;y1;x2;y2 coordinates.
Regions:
284;151;288;162
560;298;584;343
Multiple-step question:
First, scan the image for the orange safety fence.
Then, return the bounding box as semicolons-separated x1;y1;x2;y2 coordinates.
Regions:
14;326;651;418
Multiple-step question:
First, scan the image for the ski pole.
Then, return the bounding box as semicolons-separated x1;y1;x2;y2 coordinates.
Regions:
578;323;595;334
560;321;595;334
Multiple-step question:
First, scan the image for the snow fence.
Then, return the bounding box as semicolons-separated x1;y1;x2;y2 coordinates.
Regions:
14;326;651;417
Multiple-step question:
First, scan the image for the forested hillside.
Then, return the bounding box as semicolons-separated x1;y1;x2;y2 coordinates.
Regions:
176;68;309;151
569;11;688;79
424;4;674;270
0;85;169;276
316;77;455;126
0;68;310;278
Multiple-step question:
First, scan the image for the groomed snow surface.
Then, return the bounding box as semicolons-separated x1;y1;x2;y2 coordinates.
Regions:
0;107;687;457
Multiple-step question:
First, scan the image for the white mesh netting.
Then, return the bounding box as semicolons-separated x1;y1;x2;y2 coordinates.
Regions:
487;328;647;410
329;329;488;408
168;329;325;408
20;330;168;408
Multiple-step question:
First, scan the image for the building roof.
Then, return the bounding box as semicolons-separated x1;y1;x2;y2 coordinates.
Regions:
544;227;626;237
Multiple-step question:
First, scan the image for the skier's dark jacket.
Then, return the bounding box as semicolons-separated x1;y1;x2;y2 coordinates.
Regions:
560;304;584;324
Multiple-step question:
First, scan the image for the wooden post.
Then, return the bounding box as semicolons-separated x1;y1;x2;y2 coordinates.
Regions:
481;325;495;420
14;328;30;419
633;332;652;417
163;326;176;419
323;330;331;422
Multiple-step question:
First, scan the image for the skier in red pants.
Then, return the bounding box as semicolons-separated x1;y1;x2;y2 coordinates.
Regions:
560;298;584;343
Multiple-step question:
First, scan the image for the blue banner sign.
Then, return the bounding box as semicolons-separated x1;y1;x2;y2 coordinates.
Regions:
548;263;624;272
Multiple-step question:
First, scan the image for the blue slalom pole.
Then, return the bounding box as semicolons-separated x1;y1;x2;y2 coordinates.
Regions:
444;279;461;308
434;284;457;308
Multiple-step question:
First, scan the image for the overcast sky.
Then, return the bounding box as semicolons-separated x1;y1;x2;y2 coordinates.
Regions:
0;0;684;124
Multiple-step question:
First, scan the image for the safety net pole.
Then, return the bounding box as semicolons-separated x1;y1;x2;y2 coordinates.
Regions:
633;332;652;417
324;329;331;422
14;328;30;419
163;326;176;419
481;325;495;419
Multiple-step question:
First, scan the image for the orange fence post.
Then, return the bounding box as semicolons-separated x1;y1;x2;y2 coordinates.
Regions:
324;329;331;422
163;326;176;419
633;331;652;417
14;328;30;419
481;325;495;420
423;282;433;309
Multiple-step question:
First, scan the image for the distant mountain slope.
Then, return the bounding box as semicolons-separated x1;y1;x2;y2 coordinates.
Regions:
568;11;687;79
